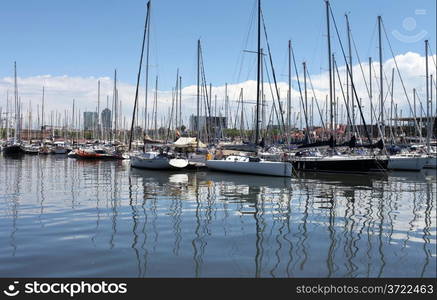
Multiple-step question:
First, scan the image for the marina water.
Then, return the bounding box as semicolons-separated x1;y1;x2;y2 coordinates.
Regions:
0;155;435;277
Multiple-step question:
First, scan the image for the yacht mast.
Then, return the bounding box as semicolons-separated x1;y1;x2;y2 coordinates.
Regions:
346;14;354;137
14;62;19;143
325;1;334;139
128;0;151;151
255;0;261;144
288;40;292;134
369;57;373;139
378;16;384;143
425;39;430;152
196;39;200;151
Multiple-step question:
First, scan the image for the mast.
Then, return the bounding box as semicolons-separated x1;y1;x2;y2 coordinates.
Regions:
28;101;32;141
72;99;75;144
14;62;18;143
0;107;3;140
144;1;151;142
290;42;310;135
288;40;292;133
240;89;244;136
346;14;354;137
154;76;158;140
425;39;430;152
390;68;395;143
5;91;9;140
413;88;416;122
113;69;118;142
175;76;179;130
175;74;178;131
196;40;200;150
303;61;308;136
369;57;373;139
50;110;54;140
225;83;228;131
378;16;384;142
325;0;334;138
260;48;265;133
311;97;314;129
128;0;151;151
431;74;433;142
42;86;45;141
97;80;100;141
255;0;261;144
119;97;122;139
179;76;182;129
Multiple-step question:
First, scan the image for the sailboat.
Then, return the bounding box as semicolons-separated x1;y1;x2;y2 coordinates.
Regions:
205;0;292;177
386;40;432;171
290;2;388;174
130;151;188;169
3;143;23;156
206;154;292;177
3;62;24;157
128;1;189;170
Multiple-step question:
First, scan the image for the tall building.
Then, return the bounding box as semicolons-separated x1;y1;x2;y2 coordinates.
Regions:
101;108;112;130
83;112;98;131
189;116;227;131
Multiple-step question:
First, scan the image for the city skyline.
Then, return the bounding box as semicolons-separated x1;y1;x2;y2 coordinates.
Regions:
0;0;436;129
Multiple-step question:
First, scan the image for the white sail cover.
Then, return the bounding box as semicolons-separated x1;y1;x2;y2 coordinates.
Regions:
173;137;206;148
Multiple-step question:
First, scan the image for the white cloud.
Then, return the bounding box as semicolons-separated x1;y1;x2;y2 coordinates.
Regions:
1;52;435;130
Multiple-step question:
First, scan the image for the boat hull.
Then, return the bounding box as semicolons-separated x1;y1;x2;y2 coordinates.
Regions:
24;150;39;155
206;160;292;177
130;156;188;170
3;144;24;156
388;156;428;171
291;156;388;173
424;156;437;169
74;149;105;159
52;148;69;155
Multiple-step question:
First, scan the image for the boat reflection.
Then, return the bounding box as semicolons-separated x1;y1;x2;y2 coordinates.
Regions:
0;156;434;277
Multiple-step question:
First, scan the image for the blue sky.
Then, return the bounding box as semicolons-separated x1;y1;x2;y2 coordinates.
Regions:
0;0;435;90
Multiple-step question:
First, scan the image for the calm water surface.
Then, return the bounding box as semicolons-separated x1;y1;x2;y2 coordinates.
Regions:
0;155;435;277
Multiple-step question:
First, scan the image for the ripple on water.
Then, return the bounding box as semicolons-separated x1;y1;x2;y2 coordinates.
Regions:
0;156;435;277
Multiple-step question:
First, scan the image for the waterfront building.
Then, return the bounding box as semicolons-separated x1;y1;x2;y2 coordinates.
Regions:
83;112;98;131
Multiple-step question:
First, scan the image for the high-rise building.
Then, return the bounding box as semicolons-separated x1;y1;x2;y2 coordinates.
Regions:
101;108;112;130
83;112;98;131
189;116;227;131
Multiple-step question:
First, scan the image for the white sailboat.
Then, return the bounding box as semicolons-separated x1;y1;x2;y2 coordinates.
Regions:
204;0;293;178
126;4;188;170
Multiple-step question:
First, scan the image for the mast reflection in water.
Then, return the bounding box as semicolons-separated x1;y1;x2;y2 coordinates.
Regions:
0;156;435;277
